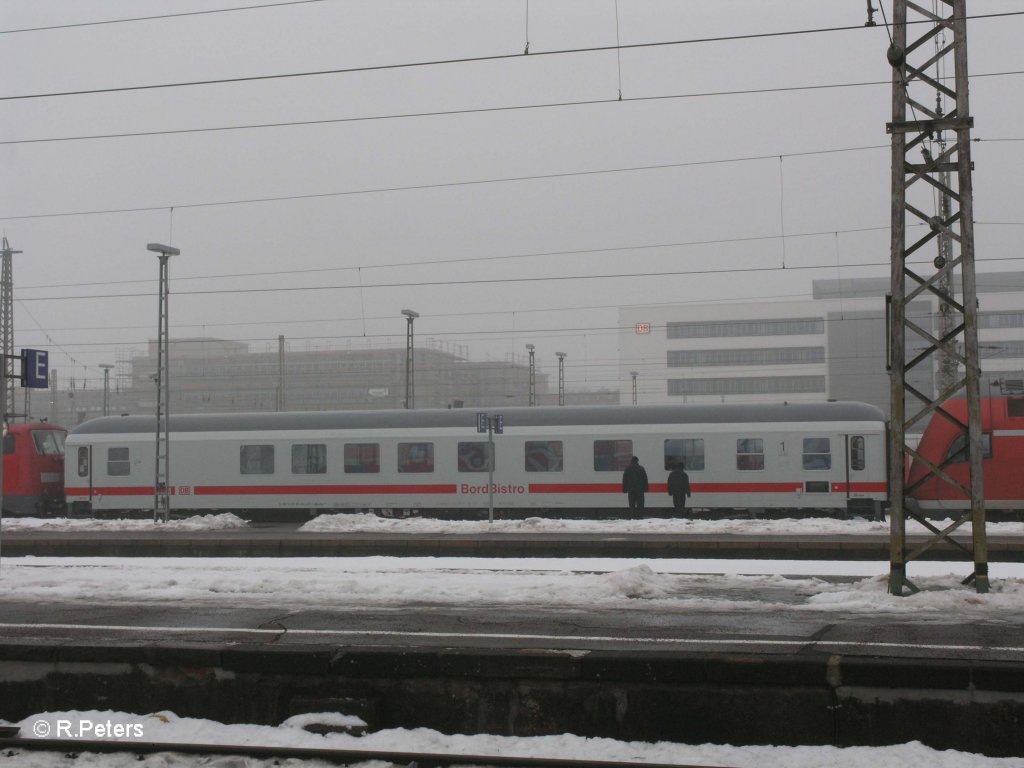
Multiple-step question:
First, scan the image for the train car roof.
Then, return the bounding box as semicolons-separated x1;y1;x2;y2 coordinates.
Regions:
8;422;65;433
69;401;885;436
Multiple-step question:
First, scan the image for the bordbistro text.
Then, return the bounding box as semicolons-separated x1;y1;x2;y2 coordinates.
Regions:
460;483;526;495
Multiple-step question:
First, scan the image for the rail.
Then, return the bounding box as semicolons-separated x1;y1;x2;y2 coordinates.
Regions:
0;733;731;768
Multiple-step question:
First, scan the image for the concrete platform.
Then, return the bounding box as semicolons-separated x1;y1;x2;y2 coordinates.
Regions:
1;547;1021;757
1;637;1023;757
3;529;1022;560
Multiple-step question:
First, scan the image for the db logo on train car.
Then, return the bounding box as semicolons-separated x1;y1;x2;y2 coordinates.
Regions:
177;485;192;496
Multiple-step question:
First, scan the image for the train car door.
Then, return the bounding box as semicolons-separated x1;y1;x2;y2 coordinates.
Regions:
843;433;878;518
843;435;852;504
73;444;93;516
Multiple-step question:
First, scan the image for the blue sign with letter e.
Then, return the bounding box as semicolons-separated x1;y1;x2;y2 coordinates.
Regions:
21;349;48;388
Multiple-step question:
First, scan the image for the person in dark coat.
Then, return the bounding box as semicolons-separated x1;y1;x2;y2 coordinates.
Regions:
667;460;692;512
622;456;649;512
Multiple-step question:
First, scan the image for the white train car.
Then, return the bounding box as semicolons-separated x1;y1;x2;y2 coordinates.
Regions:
65;401;887;519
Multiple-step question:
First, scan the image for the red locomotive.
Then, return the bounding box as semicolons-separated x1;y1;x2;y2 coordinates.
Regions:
908;397;1024;515
2;422;67;516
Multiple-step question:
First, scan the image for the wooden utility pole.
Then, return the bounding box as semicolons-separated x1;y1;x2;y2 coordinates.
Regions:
887;0;987;594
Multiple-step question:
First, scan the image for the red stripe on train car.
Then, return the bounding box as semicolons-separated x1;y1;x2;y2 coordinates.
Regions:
831;482;888;493
528;482;809;494
66;486;155;497
688;482;805;493
69;480;886;498
527;483;623;494
67;484;459;497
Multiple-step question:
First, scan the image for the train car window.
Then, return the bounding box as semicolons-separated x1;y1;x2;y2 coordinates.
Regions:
398;442;434;473
78;447;90;477
458;442;493;473
107;447;131;476
32;431;62;456
945;432;992;464
802;438;832;470
525;441;563;472
664;439;705;471
593;440;632;471
736;438;764;471
344;443;380;473
2;434;14;455
291;443;326;474
850;436;866;471
1008;398;1024;418
240;445;275;475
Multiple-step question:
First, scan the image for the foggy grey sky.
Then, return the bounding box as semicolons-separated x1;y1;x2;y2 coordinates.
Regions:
2;0;1022;395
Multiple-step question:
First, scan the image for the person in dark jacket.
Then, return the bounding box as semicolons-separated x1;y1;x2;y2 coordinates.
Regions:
667;460;692;512
622;456;649;512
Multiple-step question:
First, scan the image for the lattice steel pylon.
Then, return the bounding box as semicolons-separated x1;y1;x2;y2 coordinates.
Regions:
0;237;20;423
887;0;987;595
147;242;179;523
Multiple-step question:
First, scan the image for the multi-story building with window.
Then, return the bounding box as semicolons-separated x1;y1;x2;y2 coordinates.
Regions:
620;272;1024;416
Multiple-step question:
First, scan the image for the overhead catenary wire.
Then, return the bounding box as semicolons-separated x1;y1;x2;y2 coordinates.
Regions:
15;249;1024;305
0;70;1019;147
0;147;890;221
14;220;901;290
0;0;330;35
4;131;1019;223
8;8;1022;384
20;314;995;374
2;11;1021;102
28;278;916;338
24;260;1024;375
5;258;917;302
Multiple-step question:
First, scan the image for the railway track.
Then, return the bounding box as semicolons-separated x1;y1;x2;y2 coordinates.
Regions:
6;528;1023;561
0;734;730;768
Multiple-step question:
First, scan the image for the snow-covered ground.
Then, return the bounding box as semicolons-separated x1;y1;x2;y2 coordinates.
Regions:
5;710;1023;768
6;510;1024;538
1;512;251;532
2;512;1022;766
1;554;1022;611
5;511;1020;613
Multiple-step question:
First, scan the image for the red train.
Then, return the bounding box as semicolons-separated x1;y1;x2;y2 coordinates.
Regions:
908;396;1024;515
2;422;67;516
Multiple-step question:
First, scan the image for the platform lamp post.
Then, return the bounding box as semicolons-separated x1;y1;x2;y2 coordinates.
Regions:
147;242;179;523
556;352;567;406
402;309;418;409
630;371;638;405
99;364;114;417
526;344;536;406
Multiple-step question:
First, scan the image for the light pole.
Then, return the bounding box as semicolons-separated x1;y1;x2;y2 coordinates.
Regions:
556;352;567;406
630;371;638;405
99;364;114;417
526;344;536;406
147;242;179;523
402;309;418;409
276;334;286;412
